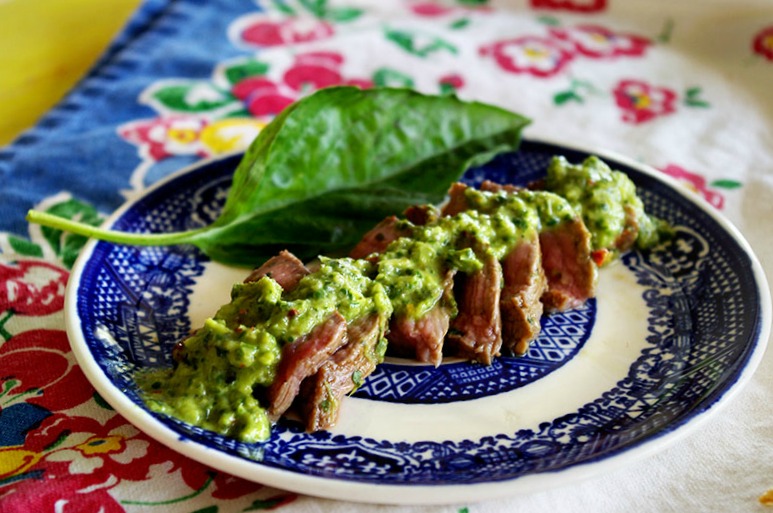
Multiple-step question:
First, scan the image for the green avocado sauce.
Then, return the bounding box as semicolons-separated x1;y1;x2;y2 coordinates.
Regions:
374;188;576;318
545;155;671;252
139;257;392;443
139;155;670;443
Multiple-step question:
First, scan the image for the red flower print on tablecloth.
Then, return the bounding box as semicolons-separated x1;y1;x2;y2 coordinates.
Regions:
613;79;677;124
119;115;265;161
228;0;365;50
0;329;95;488
1;471;125;513
119;52;371;162
231;77;296;117
480;35;575;77
659;164;741;210
409;1;456;16
43;416;153;479
174;463;296;503
233;15;335;48
232;51;372;117
120;48;469;162
480;23;650;78
0;329;93;411
439;73;465;94
753;25;773;61
550;24;650;58
136;442;298;504
1;413;157;509
408;0;492;17
119;115;208;161
530;0;607;12
284;51;372;91
0;259;68;317
7;411;297;508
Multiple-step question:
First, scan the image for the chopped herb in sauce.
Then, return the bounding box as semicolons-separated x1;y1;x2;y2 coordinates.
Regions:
546;155;672;254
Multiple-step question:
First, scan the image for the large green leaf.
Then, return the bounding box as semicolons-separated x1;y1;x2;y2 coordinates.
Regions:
194;87;530;263
28;87;530;268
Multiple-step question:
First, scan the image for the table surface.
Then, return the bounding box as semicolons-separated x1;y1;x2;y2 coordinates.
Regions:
1;1;772;512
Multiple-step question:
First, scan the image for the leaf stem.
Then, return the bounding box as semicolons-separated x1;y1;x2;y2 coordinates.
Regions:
26;210;208;247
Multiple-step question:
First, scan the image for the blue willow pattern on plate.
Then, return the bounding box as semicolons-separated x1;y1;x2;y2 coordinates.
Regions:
75;141;764;485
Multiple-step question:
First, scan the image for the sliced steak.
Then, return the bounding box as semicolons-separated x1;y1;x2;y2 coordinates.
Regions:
349;216;413;260
614;204;640;253
440;182;471;217
404;204;439;226
174;251;309;363
386;270;456;367
480;179;597;312
266;312;348;421
300;313;386;431
499;232;547;355
539;218;597;311
480;179;523;194
244;250;310;290
446;240;503;365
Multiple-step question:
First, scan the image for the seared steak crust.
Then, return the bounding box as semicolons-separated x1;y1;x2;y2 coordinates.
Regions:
404;204;439;226
480;179;523;194
440;182;471;217
244;250;310;290
349;216;412;260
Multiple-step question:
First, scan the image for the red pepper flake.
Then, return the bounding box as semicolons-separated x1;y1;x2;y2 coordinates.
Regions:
287;308;298;318
591;248;609;267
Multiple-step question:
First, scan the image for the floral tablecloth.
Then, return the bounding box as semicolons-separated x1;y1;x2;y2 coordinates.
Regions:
1;0;772;511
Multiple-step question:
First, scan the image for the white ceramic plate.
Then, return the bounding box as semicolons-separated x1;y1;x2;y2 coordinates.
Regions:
65;139;770;505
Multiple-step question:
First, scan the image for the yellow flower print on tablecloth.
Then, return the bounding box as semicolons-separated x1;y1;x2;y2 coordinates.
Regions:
0;447;43;481
119;116;265;160
45;423;149;474
200;117;266;155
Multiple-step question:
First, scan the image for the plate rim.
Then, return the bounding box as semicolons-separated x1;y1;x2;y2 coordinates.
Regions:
64;137;772;505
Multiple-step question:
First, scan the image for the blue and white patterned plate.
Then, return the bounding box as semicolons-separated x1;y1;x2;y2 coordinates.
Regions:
65;139;770;505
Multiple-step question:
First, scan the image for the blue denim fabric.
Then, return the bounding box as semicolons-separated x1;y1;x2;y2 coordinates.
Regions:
0;0;259;236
